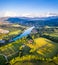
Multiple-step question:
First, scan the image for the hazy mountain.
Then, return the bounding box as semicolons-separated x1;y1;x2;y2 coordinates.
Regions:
0;16;58;27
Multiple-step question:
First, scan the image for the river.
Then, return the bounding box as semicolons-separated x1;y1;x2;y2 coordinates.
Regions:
12;26;35;41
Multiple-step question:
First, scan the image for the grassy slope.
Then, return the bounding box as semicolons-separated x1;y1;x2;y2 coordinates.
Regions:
27;38;58;58
10;37;58;65
0;37;58;65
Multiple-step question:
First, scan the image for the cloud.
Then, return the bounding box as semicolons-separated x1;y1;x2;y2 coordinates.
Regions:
0;11;58;17
4;11;17;17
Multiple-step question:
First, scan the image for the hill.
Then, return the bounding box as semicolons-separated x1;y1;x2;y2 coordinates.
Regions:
0;16;58;27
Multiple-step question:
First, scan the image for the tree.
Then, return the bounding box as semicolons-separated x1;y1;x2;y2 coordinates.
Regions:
0;55;7;65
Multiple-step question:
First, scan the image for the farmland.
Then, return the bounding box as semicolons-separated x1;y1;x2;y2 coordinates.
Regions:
0;22;58;65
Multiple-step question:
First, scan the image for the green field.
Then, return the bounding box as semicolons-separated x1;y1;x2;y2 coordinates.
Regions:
0;25;58;65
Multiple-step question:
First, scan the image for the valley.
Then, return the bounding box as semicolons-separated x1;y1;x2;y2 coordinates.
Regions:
0;17;58;65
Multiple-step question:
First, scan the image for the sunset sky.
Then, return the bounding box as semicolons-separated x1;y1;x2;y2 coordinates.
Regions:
0;0;58;17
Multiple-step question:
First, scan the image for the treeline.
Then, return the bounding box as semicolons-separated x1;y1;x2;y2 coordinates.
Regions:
41;34;58;43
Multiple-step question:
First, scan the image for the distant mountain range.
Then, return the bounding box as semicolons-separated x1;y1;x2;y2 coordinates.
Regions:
0;16;58;27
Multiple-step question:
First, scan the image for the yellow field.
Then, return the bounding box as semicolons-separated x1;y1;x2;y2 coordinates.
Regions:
27;38;58;58
8;30;21;35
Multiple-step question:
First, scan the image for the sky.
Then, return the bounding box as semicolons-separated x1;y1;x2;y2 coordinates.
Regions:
0;0;58;17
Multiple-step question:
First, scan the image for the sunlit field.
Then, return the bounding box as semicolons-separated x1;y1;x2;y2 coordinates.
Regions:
27;38;58;58
0;30;58;65
9;37;58;65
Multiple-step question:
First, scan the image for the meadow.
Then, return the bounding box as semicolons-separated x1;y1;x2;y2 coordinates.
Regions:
0;24;58;65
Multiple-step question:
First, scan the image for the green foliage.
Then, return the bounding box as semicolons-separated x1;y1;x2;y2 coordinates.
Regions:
0;55;6;65
42;34;58;43
0;25;58;65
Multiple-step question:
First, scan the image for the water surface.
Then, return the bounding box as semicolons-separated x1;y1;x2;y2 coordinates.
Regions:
13;26;35;41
